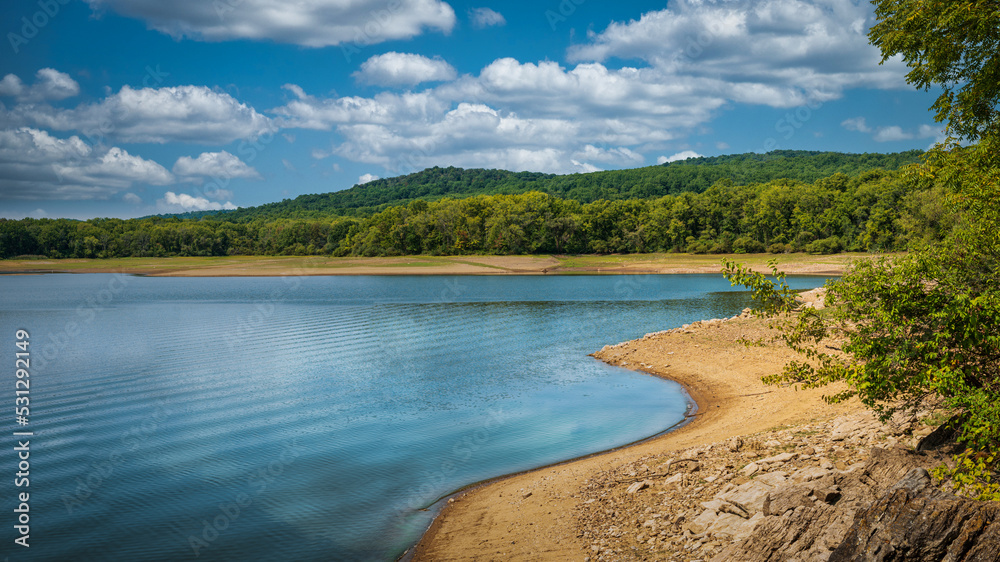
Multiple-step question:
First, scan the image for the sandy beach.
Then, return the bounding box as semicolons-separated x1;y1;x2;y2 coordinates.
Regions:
412;306;863;560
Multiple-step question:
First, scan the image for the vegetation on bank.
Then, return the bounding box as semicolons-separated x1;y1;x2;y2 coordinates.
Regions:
0;163;949;259
171;150;922;221
727;0;1000;501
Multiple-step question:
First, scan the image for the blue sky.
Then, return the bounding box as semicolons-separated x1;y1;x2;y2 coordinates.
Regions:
1;0;943;220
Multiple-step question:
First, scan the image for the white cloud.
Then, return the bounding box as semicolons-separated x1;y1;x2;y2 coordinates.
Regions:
358;173;380;184
873;126;911;142
268;0;913;175
172;151;262;182
715;141;730;150
0;69;80;102
203;188;234;201
658;150;703;164
0;127;173;200
282;159;296;172
841;116;871;133
470;7;506;28
11;85;273;144
83;0;456;47
568;0;907;107
354;52;457;87
123;192;142;204
156;191;237;213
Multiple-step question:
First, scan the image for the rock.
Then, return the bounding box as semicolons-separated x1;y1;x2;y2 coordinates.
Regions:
792;466;831;483
663;473;685;487
626;480;650;494
710;504;853;562
763;484;813;516
742;462;760;477
705;512;750;538
813;487;842;504
754;472;788;487
830;413;881;441
716;480;775;513
700;499;727;511
718;502;750;519
830;468;1000;562
726;436;743;452
757;452;797;466
689;509;720;534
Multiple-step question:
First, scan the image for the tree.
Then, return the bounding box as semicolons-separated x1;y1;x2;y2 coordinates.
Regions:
870;0;1000;140
724;0;1000;500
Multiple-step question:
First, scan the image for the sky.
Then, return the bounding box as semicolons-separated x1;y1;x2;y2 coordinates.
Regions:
0;0;945;220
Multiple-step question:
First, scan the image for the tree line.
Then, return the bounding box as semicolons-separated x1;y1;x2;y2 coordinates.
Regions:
169;150;922;221
1;167;948;259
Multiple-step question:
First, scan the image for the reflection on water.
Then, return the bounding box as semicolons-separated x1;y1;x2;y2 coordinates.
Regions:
0;273;827;561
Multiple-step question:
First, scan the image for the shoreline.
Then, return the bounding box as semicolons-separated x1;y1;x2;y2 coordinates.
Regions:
0;253;864;277
411;308;862;560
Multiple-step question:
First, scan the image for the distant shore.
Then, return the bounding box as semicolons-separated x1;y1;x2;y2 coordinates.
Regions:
0;252;866;277
411;305;861;560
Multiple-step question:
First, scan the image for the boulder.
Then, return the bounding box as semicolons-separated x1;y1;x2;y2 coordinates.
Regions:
763;484;814;516
716;479;779;514
830;468;1000;561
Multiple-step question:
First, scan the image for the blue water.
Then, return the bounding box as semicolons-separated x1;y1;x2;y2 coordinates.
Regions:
0;273;826;561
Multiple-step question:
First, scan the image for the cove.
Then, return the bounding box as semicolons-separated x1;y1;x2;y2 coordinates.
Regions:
0;273;828;560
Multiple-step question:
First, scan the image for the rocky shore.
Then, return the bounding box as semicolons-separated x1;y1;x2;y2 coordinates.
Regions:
573;408;957;561
414;291;1000;561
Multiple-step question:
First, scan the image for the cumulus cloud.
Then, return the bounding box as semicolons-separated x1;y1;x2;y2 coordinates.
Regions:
0;69;80;103
358;173;380;184
83;0;456;47
354;52;457;87
0;127;173;200
123;192;142;204
470;7;506;28
172;151;262;182
156;191;237;213
9;85;273;144
568;0;907;107
872;125;911;142
658;150;703;164
844;119;946;145
841;116;872;133
264;0;913;175
274;61;698;174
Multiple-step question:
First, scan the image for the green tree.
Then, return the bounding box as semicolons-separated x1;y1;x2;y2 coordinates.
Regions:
870;0;1000;140
726;1;1000;499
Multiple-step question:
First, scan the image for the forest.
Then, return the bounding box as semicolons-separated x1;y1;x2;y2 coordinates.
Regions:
170;149;922;221
0;153;949;259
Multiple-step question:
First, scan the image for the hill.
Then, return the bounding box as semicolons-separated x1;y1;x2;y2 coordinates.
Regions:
180;150;922;222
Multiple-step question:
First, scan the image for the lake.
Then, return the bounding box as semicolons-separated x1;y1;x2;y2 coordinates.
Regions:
0;273;826;560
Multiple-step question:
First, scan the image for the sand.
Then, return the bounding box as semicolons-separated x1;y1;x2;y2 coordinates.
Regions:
411;312;862;561
0;253;866;277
